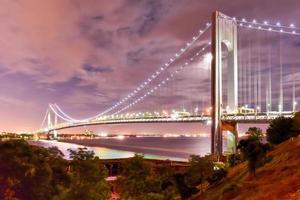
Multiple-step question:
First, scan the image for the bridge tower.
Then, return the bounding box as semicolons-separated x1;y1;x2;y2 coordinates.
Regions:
47;110;58;139
211;11;238;155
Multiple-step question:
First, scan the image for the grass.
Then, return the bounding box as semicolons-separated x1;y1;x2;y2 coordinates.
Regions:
194;137;300;200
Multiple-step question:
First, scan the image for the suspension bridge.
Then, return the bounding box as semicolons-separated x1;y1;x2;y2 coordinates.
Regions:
37;11;300;155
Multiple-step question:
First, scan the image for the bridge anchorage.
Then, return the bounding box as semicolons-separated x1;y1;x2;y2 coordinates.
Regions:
37;11;300;157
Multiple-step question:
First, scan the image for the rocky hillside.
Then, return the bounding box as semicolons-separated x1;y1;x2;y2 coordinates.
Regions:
196;137;300;200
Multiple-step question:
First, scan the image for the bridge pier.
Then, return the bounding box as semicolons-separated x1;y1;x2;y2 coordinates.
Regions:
221;122;238;154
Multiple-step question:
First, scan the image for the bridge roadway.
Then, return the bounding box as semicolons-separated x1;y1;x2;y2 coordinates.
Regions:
40;112;294;133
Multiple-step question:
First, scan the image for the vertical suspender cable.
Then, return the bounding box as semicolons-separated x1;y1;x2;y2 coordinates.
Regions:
279;34;283;112
248;37;251;106
258;32;262;111
268;32;272;111
292;43;296;111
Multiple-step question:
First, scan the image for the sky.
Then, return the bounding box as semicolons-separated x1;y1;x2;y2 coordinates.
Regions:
1;0;300;132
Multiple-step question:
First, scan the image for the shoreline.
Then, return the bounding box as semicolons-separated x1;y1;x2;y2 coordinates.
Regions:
30;139;189;162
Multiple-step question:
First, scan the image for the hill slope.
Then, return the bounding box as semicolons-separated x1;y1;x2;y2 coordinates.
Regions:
197;137;300;200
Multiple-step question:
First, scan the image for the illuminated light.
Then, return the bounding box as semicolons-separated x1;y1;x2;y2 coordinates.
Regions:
202;47;205;50
239;23;243;26
280;29;283;32
185;62;188;65
290;24;295;28
292;31;296;34
253;19;257;23
276;22;281;26
199;30;203;33
268;27;272;31
187;43;191;46
190;57;194;61
233;17;236;21
166;78;169;81
170;58;174;62
99;132;108;137
193;37;197;40
264;21;268;25
208;42;211;45
160;67;164;71
165;63;169;67
148;78;151;81
196;53;199;56
206;22;210;26
180;48;185;52
204;53;213;64
258;26;262;29
156;71;159;75
294;101;298;105
116;135;125;140
248;25;252;28
175;53;179;57
242;18;246;22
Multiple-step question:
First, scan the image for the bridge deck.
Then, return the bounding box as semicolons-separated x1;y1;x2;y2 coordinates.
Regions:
39;112;294;133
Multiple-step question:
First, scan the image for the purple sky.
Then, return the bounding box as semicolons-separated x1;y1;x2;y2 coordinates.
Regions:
1;0;300;132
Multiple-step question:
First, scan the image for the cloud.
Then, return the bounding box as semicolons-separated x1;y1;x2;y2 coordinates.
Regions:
82;64;113;74
1;0;300;131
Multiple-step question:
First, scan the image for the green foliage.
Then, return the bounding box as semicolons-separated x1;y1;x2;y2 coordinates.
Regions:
185;155;214;191
58;148;110;200
0;140;110;200
206;168;227;186
227;153;243;167
238;128;271;176
245;127;263;141
266;116;298;144
117;154;178;200
174;173;198;200
0;140;68;200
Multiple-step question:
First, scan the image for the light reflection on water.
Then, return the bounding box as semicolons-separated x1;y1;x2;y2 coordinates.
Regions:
30;140;189;162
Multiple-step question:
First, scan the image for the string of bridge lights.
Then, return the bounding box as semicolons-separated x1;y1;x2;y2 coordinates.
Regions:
50;23;212;123
98;23;211;117
221;16;300;35
111;43;212;116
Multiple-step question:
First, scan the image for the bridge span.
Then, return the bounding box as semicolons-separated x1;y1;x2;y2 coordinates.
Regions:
39;112;293;133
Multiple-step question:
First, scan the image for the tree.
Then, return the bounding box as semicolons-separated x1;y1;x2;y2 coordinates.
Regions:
59;148;110;200
245;127;263;141
227;153;243;167
292;112;300;135
206;168;227;186
0;141;111;200
117;154;178;200
185;155;214;193
238;128;270;176
0;140;68;200
266;117;296;144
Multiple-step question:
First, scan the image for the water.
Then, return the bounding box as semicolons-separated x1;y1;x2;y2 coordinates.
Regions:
31;137;211;162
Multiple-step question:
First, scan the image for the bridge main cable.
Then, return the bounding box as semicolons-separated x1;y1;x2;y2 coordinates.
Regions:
112;43;212;115
53;23;212;122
